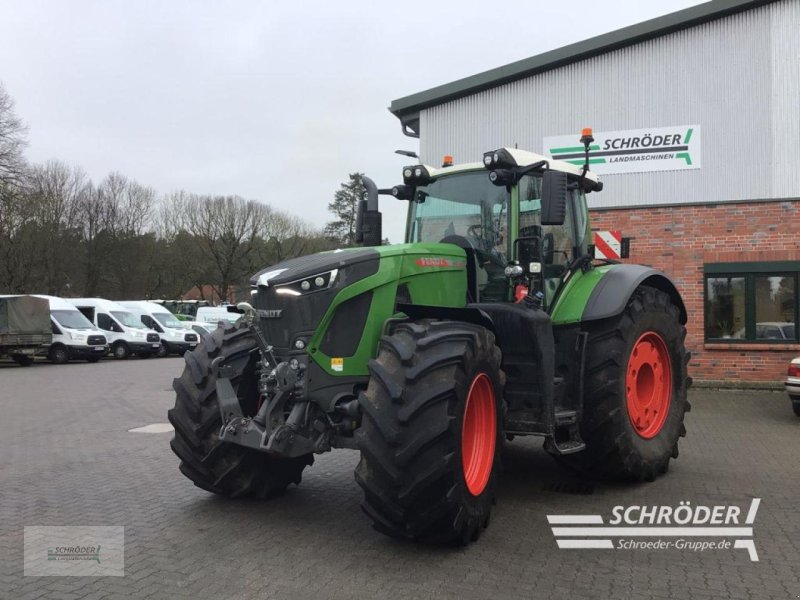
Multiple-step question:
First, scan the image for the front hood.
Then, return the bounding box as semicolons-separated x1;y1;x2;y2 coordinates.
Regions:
250;247;379;287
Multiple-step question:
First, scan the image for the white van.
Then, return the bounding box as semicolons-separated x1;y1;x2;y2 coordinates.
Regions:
118;301;199;357
67;298;161;359
194;306;242;329
33;295;109;363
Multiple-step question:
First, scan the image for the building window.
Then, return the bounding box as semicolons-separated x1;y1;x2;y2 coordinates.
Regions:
704;262;799;342
705;276;746;338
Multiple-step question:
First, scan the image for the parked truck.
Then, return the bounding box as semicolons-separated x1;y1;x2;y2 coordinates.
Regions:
0;295;52;366
169;131;690;544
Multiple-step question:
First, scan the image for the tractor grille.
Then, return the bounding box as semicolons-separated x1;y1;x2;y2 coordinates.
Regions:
253;254;380;359
87;335;106;346
184;333;198;342
146;333;160;343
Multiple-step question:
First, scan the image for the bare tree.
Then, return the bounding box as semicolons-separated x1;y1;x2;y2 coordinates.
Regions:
25;160;88;293
0;84;28;185
262;211;335;263
182;195;270;301
0;183;38;292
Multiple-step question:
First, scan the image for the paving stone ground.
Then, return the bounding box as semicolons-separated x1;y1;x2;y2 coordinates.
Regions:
1;356;798;599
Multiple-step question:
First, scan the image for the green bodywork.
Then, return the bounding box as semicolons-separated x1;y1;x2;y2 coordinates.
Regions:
307;243;468;377
306;166;620;378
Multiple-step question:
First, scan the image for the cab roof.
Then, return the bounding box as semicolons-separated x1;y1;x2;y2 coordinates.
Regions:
416;148;601;185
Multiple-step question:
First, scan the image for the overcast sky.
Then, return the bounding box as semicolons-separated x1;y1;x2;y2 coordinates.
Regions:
1;0;703;242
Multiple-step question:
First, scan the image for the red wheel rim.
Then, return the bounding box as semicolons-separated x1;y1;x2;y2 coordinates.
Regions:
461;373;497;496
626;332;672;439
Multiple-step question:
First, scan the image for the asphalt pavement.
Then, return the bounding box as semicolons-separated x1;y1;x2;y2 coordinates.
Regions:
1;356;798;599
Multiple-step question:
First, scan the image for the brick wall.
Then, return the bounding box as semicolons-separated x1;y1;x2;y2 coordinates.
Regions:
589;200;800;383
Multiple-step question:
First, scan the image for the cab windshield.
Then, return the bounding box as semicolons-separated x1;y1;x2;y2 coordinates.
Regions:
408;171;509;261
111;311;147;329
408;171;510;302
154;312;186;330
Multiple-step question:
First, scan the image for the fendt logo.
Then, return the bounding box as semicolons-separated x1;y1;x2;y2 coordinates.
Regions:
547;498;761;561
544;124;701;175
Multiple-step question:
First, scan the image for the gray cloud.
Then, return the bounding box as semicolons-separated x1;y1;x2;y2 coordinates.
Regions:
0;0;701;243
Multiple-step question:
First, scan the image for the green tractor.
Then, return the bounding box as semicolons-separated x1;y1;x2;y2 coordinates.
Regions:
168;130;689;544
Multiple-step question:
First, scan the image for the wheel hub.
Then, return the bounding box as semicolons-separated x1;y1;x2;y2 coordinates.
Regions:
626;332;672;438
461;373;496;496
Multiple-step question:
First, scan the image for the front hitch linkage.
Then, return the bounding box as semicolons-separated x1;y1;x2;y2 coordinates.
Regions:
213;303;317;457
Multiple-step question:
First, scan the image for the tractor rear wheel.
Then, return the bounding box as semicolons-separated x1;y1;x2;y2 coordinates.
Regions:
556;286;689;481
355;320;505;544
168;322;313;498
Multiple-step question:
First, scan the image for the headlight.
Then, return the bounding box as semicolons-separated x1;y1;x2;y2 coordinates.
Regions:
402;164;433;186
69;332;87;343
482;148;518;170
274;269;338;297
132;330;144;338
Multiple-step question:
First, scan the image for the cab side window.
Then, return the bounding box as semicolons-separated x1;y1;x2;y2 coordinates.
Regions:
519;175;576;301
51;320;62;335
97;313;113;331
141;315;161;332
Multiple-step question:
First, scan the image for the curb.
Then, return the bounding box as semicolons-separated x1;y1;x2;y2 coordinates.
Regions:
692;379;783;392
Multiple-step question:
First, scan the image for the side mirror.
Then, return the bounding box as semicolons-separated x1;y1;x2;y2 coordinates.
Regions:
355;176;382;246
541;170;567;225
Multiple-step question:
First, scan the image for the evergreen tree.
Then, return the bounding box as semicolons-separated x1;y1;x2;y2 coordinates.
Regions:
324;173;365;246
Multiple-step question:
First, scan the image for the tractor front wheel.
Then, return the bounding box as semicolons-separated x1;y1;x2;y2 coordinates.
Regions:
556;285;689;481
168;322;313;498
355;320;505;544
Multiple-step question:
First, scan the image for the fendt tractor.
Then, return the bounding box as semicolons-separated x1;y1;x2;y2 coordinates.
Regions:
169;129;690;544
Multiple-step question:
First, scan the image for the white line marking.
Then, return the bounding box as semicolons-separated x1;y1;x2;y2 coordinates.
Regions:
556;539;614;549
745;498;761;524
547;515;604;525
128;423;174;434
551;527;753;537
734;539;759;562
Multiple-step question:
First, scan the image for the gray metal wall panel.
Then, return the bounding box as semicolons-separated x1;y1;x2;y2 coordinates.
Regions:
419;1;798;208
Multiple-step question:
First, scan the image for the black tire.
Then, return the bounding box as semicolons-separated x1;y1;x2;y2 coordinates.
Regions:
555;285;689;481
157;342;169;358
793;402;800;418
112;342;130;360
168;322;313;498
11;354;34;366
48;345;70;364
355;320;505;544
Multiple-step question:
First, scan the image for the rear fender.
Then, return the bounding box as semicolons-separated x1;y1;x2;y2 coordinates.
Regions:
582;265;687;324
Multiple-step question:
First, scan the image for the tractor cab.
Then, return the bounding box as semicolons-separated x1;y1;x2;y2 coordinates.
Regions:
397;147;601;311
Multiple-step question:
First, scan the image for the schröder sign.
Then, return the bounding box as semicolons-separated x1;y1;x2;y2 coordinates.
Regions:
544;125;701;175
